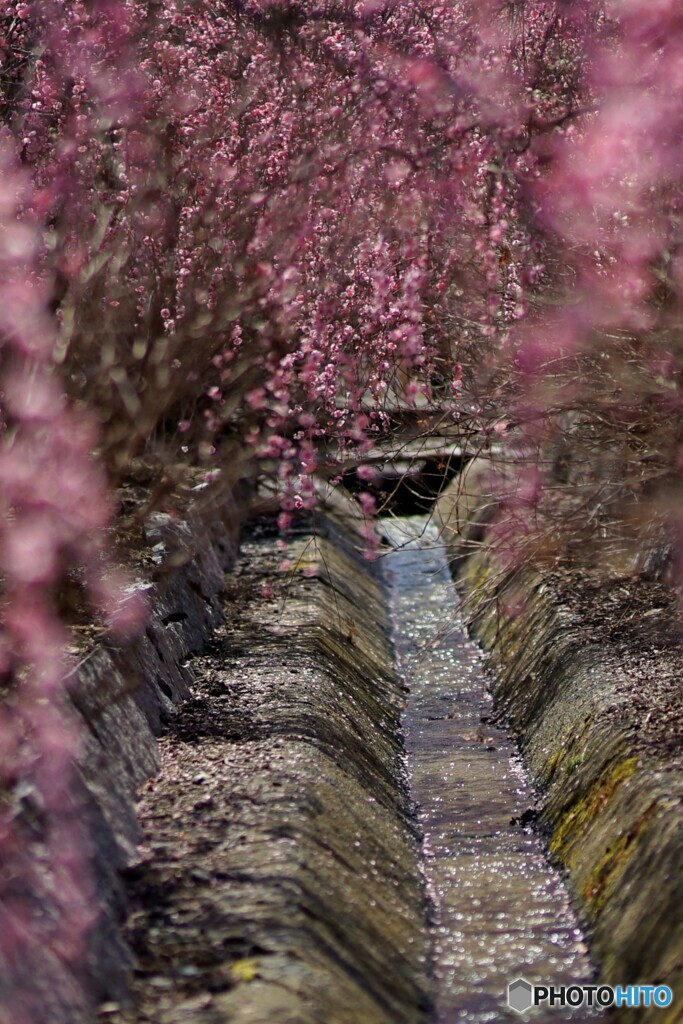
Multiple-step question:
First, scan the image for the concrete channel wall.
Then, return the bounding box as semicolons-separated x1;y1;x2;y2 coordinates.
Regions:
436;461;683;1024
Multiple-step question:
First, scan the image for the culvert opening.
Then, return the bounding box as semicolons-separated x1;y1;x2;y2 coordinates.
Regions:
341;451;467;517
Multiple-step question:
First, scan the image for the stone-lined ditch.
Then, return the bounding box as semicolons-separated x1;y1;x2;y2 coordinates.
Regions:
98;501;605;1023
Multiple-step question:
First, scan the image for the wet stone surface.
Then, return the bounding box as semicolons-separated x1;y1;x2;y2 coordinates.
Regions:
383;517;601;1023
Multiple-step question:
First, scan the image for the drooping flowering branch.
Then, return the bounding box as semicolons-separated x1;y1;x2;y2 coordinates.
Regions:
506;1;683;573
3;0;683;1015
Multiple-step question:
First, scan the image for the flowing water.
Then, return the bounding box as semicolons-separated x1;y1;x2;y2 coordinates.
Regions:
383;517;601;1023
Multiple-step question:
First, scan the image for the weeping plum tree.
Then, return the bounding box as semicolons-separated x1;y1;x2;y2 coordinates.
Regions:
1;0;682;1017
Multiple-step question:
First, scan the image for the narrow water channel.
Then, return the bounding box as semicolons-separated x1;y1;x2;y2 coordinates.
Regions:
383;517;601;1023
112;510;605;1024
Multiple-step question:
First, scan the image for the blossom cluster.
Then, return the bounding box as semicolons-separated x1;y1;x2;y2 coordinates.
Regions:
2;0;682;1016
